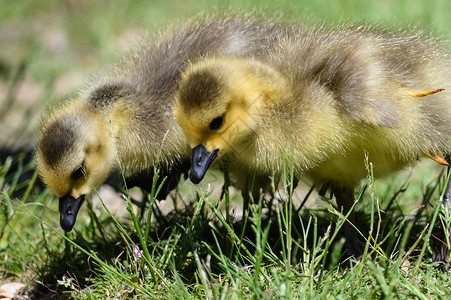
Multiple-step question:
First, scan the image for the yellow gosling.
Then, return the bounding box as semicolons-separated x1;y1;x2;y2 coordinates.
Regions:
175;25;451;258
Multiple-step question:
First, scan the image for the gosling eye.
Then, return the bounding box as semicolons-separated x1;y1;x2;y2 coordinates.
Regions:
209;116;224;131
71;163;86;180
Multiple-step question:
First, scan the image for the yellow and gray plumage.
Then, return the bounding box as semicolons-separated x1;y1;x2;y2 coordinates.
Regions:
36;15;294;231
175;24;451;258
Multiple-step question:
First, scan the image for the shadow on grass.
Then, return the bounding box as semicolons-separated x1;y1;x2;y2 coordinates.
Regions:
23;173;442;298
0;152;446;298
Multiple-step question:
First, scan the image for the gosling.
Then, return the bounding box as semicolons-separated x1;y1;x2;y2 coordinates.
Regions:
174;25;451;258
36;15;294;232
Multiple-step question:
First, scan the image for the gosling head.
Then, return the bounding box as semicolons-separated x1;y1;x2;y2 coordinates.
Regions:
175;57;282;184
36;101;116;231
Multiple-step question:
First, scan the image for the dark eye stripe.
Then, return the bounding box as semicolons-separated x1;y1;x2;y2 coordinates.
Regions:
71;163;85;180
209;116;224;131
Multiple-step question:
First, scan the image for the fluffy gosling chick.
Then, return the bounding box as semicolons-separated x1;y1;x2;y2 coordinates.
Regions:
36;16;293;231
175;26;451;257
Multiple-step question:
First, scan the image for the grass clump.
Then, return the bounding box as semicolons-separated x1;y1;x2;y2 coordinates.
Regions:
1;154;451;299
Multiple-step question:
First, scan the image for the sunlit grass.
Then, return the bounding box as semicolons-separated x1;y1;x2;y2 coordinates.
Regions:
1;152;451;298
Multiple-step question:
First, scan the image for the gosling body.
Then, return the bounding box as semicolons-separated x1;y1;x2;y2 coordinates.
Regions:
175;25;451;257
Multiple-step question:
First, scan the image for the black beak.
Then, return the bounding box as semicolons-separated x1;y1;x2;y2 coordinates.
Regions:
190;144;219;184
59;194;85;231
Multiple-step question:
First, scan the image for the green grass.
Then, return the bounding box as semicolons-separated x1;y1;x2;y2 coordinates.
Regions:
1;0;451;298
1;155;451;298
